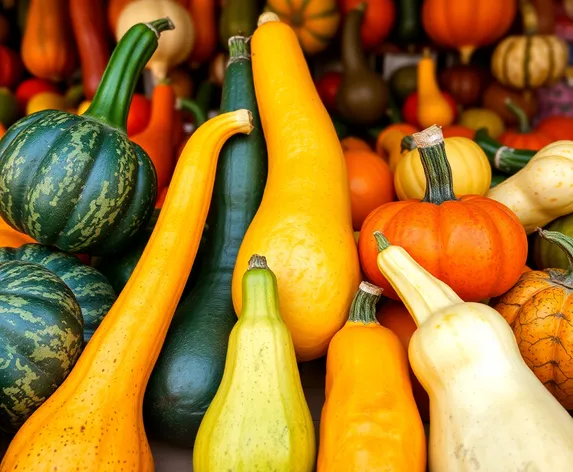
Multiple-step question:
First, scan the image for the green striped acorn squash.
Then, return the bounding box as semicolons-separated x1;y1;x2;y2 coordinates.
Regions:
0;244;116;342
0;19;175;256
0;260;83;433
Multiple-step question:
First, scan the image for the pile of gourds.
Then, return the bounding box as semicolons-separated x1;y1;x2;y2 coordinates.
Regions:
3;1;573;471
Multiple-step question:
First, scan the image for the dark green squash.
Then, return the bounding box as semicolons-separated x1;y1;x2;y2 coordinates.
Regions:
0;244;116;342
0;19;175;255
144;35;267;447
219;0;258;49
0;261;83;433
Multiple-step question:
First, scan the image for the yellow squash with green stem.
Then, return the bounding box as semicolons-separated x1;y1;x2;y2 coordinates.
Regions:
373;221;573;470
232;12;361;362
487;140;573;233
194;255;315;472
0;110;253;472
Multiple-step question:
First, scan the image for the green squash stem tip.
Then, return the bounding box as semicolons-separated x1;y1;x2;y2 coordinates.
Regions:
248;255;268;270
373;231;391;251
145;17;175;37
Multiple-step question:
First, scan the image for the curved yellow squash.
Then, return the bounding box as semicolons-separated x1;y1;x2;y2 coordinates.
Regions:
232;13;361;362
0;110;252;472
194;255;316;472
394;137;491;201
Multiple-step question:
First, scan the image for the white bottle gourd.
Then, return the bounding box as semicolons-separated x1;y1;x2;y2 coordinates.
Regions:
373;225;573;468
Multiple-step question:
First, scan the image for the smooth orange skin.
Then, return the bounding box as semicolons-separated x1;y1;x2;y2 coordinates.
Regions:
341;136;372;152
499;130;553;151
537;116;573;141
21;0;77;82
0;122;5;139
422;0;517;62
318;319;426;472
493;270;573;408
377;300;429;422
359;196;528;301
442;125;475;139
339;0;395;49
345;149;395;231
0;216;36;247
375;123;418;157
188;0;217;64
522;265;532;273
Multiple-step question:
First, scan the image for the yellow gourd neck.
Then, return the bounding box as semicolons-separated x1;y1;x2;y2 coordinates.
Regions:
240;255;283;322
418;49;441;99
417;49;455;127
374;232;462;327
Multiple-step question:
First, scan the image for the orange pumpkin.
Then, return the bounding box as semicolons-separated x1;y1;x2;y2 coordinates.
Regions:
340;136;371;152
493;228;573;409
441;125;475;139
0;46;23;89
375;123;418;172
422;0;517;63
188;0;217;64
344;149;395;231
21;0;77;82
266;0;340;55
0;216;36;248
339;0;396;50
537;116;573;141
359;125;527;302
499;100;553;151
377;299;429;422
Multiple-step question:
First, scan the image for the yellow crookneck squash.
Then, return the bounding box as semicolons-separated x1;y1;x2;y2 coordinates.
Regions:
194;255;316;472
417;49;455;129
232;12;361;362
0;110;253;472
395;135;491;201
373;230;573;471
318;281;426;472
487;140;573;234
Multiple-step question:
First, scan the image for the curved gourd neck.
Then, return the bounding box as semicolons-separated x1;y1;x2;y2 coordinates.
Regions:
418;49;441;98
84;18;174;131
538;228;573;288
374;232;462;327
348;282;382;324
505;99;531;133
415;125;457;204
341;3;369;74
241;255;283;321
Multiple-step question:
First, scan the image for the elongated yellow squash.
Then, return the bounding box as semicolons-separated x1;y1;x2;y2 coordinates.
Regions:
487;140;573;233
194;255;316;472
374;226;573;471
0;110;253;472
232;12;361;362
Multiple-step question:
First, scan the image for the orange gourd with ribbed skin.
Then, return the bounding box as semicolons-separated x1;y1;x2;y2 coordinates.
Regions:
318;282;426;472
232;13;361;362
21;0;77;82
375;124;418;172
0;110;253;472
417;50;454;129
188;0;217;64
422;0;517;64
0;216;36;248
131;83;177;194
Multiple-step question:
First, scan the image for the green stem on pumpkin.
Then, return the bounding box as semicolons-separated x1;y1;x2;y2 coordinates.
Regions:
505;99;531;133
348;281;382;324
374;231;391;251
413;125;457;204
84;18;175;130
536;228;573;288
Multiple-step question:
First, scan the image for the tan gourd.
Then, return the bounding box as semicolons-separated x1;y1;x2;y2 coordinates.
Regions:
115;0;194;82
231;13;361;362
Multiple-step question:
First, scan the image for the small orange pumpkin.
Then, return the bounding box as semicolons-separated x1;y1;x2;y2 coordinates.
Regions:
499;100;553;151
341;136;371;152
493;228;573;409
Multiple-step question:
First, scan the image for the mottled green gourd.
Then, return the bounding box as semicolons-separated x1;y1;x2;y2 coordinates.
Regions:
0;244;116;342
0;19;175;255
0;261;83;433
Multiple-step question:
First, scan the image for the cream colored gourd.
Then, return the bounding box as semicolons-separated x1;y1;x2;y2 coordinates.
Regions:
487;140;573;234
194;255;315;472
116;0;194;81
394;136;491;201
374;228;573;471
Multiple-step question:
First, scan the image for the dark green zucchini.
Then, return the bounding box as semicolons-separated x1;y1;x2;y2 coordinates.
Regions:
144;35;267;447
474;128;536;175
219;0;259;49
392;0;423;49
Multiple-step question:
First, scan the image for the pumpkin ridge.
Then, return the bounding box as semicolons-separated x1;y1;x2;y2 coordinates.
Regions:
266;1;290;18
304;26;333;43
305;7;338;20
542;35;555;87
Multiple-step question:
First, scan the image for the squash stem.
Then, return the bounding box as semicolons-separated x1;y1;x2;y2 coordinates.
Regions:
505;99;531;134
179;98;207;128
348;281;382;324
474;128;535;175
400;135;417;152
415;125;457;204
537;228;573;287
248;254;268;270
374;231;390;251
84;18;175;131
228;36;250;64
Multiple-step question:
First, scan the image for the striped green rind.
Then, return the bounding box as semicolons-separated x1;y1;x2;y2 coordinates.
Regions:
0;109;157;255
0;261;83;433
0;244;117;342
